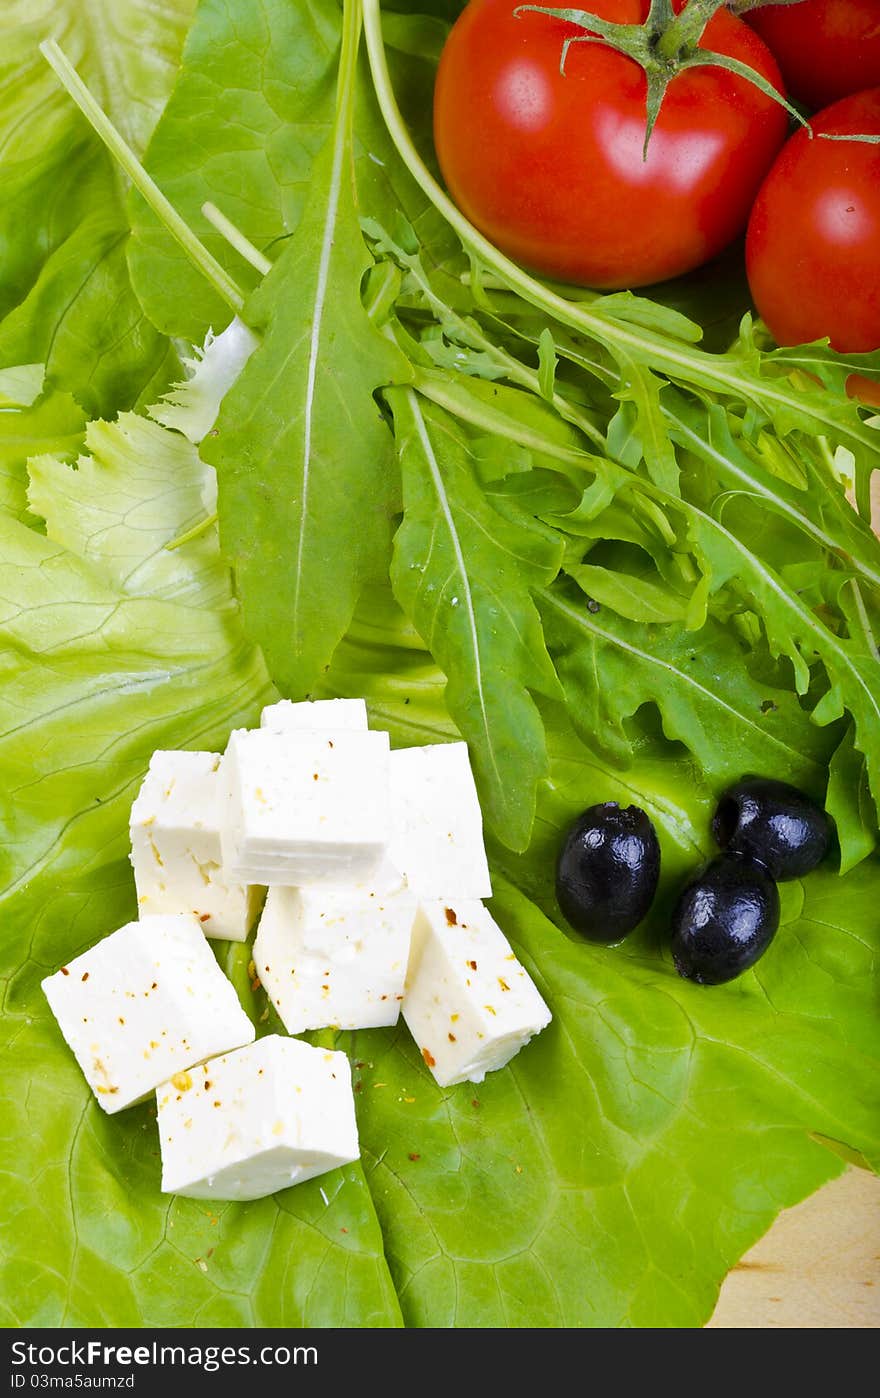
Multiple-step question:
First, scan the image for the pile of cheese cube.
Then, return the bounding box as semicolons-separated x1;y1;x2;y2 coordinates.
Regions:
42;698;551;1201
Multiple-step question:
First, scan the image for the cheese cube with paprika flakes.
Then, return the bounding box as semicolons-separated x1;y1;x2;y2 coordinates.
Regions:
402;899;551;1087
156;1035;359;1200
129;749;260;942
219;727;391;885
253;865;416;1032
41;913;255;1113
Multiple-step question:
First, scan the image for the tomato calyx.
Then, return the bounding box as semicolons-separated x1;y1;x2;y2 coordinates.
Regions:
513;0;808;155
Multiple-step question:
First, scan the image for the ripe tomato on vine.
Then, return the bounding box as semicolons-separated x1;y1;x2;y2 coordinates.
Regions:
433;0;790;289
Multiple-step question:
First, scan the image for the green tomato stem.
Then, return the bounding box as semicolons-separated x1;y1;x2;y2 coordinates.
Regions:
654;0;729;62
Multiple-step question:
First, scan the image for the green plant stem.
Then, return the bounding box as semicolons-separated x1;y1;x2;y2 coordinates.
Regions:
163;511;219;551
202;202;273;276
39;40;245;316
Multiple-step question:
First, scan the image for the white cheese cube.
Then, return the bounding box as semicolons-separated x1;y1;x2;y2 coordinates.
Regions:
129;749;259;942
156;1034;359;1200
388;743;492;900
41;914;255;1113
220;728;391;885
260;698;368;732
402;900;551;1087
254;869;416;1032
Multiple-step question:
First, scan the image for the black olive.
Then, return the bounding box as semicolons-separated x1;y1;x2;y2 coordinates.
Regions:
555;802;660;943
671;852;780;985
711;775;833;880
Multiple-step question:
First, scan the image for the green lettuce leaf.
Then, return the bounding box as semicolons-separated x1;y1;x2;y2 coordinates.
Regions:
1;414;408;1327
0;389;86;522
0;0;192;416
6;533;879;1326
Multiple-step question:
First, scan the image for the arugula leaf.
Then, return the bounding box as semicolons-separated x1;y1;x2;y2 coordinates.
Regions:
566;560;688;623
202;0;410;696
826;726;879;875
388;389;562;850
667;394;880;596
540;580;835;790
610;351;680;496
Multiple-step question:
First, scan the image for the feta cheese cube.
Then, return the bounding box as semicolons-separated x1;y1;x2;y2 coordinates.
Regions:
156;1035;359;1200
42;914;255;1113
253;868;416;1032
260;698;368;732
402;900;551;1087
129;749;259;942
388;743;492;900
220;728;391;885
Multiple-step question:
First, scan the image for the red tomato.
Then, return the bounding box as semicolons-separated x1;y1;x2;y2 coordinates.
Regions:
432;0;789;289
745;87;880;403
745;0;880;112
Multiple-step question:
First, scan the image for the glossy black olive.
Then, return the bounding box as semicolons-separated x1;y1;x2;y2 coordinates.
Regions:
711;775;833;880
671;852;780;985
555;802;660;943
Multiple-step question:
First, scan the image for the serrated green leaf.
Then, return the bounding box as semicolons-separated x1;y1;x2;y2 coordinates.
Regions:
28;413;228;607
540;580;834;788
0;390;86;522
612;351;680;495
